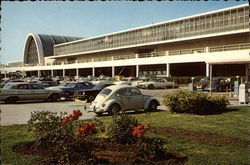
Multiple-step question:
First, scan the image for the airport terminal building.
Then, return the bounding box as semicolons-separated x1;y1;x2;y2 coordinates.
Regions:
1;4;250;80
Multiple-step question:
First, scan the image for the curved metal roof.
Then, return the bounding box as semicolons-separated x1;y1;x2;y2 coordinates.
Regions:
23;33;83;65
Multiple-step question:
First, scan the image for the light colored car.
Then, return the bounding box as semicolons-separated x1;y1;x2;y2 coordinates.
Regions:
91;77;115;85
113;77;139;85
0;82;63;103
88;85;160;115
131;77;151;87
137;78;176;89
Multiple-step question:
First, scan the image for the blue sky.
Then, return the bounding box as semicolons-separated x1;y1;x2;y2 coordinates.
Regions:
0;1;247;65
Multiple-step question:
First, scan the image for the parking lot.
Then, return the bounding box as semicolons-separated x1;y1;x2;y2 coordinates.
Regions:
0;89;180;126
1;87;247;126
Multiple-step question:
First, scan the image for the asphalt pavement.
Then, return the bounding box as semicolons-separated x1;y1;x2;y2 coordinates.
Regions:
1;89;249;126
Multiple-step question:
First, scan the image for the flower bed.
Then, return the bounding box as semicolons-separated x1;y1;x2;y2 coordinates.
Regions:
13;110;188;164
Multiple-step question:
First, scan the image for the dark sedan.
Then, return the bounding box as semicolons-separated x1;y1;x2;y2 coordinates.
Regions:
47;82;95;98
74;84;112;102
204;78;231;92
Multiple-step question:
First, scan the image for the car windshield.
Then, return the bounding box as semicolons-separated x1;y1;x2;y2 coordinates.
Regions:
66;83;77;88
93;85;104;90
99;88;112;95
199;78;209;83
3;84;17;89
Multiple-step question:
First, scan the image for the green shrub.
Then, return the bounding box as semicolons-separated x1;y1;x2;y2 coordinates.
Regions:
108;114;138;144
163;91;229;115
136;137;165;160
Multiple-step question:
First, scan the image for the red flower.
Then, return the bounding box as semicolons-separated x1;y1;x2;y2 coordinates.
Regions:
61;119;68;125
78;122;97;137
132;124;145;138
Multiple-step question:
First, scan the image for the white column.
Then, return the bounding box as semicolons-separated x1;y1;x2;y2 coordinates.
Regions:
206;63;210;77
92;67;95;77
37;70;40;78
51;70;54;77
165;51;169;56
76;68;79;78
136;65;139;77
4;71;7;78
135;54;139;58
112;66;115;77
63;69;65;77
166;63;170;77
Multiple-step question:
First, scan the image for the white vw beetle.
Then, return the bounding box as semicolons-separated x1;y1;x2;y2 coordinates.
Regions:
88;85;160;115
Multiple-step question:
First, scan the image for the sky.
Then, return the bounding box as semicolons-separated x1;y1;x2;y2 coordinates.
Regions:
0;0;247;65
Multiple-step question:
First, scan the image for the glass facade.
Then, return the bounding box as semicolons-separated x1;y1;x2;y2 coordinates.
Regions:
54;5;249;56
27;39;39;65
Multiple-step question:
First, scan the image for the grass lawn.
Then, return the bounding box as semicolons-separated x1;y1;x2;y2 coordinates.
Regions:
1;106;250;165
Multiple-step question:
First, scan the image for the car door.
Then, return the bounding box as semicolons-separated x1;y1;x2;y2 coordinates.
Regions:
16;84;32;100
29;84;49;100
114;88;129;110
126;88;145;110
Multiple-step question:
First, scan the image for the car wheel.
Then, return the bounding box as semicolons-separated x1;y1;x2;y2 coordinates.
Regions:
147;100;158;112
49;94;60;102
87;95;95;103
4;97;18;104
96;112;103;116
148;84;154;89
108;104;121;116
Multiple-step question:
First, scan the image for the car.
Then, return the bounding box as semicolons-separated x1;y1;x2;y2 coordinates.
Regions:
74;84;112;102
0;79;25;88
113;77;139;85
137;78;176;89
87;85;160;115
131;77;151;87
196;77;209;90
204;78;231;92
91;77;115;85
47;81;95;98
0;82;63;103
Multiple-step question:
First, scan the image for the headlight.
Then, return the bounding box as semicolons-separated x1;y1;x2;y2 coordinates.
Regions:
82;92;85;95
101;103;106;108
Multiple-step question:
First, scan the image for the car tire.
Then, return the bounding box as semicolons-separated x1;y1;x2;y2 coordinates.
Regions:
4;97;18;104
148;84;154;89
49;94;60;102
87;95;95;103
147;100;158;112
108;104;121;116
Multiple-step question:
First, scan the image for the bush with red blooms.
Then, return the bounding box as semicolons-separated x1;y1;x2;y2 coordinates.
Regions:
61;110;82;124
28;110;99;164
132;124;145;138
78;122;97;137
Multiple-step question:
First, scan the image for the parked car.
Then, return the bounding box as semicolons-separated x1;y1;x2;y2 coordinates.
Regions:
0;79;25;88
131;77;151;87
196;77;209;90
0;82;63;103
113;77;139;85
138;78;176;89
74;84;112;102
47;81;95;98
91;77;115;85
204;78;231;92
88;85;160;115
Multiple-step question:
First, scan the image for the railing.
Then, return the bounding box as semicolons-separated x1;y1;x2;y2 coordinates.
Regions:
169;48;205;56
113;55;136;60
138;52;165;58
210;43;250;52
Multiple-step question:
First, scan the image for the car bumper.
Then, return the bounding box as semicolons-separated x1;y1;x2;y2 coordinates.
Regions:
87;105;105;113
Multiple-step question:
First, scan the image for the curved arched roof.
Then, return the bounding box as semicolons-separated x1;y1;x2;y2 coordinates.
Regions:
23;33;83;66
